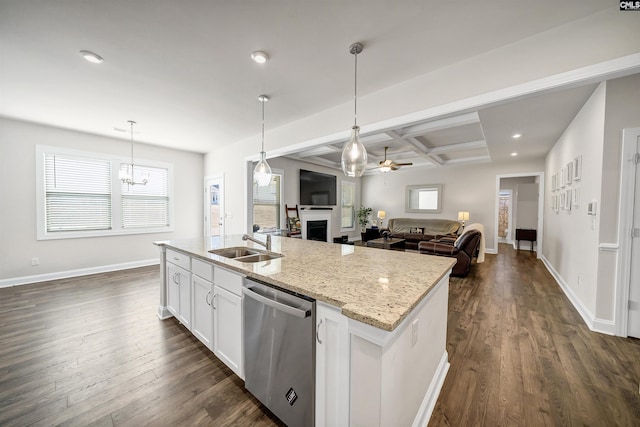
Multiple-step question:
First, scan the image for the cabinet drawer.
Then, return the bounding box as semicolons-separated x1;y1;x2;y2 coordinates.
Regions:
166;248;190;270
214;266;244;296
192;258;213;281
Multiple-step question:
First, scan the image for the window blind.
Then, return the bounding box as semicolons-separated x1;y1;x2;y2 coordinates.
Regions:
120;164;169;228
44;153;112;232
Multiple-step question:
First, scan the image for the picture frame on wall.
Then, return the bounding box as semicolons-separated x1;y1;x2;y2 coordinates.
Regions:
566;161;573;185
561;167;566;188
572;187;579;208
572;155;582;181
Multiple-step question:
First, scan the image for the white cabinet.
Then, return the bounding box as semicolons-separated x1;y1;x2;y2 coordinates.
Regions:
315;301;350;426
191;259;214;349
213;266;244;379
166;260;191;330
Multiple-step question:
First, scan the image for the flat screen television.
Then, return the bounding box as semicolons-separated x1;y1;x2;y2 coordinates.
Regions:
299;169;337;206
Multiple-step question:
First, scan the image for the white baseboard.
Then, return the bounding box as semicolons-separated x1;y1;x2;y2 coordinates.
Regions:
540;255;614;336
412;351;450;427
0;259;160;288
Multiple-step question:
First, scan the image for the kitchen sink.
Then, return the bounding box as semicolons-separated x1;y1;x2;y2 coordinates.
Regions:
209;247;283;262
210;247;261;258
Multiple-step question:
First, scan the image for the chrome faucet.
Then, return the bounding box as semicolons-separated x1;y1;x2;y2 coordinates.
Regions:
242;233;271;251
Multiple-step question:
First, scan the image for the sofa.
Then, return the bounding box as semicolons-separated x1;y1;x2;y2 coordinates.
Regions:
418;229;482;277
386;218;461;250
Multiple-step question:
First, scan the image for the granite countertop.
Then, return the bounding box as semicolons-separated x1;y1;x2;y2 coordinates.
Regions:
156;235;455;332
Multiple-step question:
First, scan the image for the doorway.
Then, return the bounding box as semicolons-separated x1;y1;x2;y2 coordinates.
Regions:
205;176;224;239
616;127;640;338
495;172;544;257
498;190;513;244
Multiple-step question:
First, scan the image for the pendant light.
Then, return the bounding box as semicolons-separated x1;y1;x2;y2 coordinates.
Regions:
254;95;272;187
341;42;368;177
119;120;148;186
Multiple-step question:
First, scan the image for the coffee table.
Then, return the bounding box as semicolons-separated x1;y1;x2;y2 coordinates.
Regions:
366;237;406;251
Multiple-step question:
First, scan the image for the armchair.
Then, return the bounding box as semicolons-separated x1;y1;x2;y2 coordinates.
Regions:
418;229;482;277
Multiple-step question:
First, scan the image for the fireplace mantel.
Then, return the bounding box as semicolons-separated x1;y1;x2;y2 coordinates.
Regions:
300;209;332;242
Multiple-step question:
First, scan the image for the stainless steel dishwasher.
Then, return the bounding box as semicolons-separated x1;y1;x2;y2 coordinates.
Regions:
243;279;315;427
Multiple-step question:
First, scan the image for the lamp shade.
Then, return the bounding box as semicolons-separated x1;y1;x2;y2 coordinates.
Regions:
253;152;272;187
377;210;386;219
458;211;469;221
341;126;368;177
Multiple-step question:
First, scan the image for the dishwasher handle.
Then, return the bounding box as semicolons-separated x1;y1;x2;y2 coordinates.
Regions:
243;286;311;319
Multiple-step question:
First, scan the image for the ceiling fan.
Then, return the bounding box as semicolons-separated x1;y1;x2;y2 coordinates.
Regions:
375;146;413;172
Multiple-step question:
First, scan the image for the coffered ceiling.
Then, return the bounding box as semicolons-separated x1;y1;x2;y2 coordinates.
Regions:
284;83;599;173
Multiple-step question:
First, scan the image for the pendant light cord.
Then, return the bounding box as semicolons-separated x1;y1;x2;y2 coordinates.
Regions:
354;50;358;127
261;99;265;153
129;121;134;166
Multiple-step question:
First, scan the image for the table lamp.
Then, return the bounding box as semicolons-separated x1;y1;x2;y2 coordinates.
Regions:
458;211;469;230
377;210;386;228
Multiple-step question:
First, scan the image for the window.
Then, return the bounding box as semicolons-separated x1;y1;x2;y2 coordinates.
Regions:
36;145;173;240
120;164;170;229
44;153;112;232
252;173;282;231
341;181;356;230
405;184;443;213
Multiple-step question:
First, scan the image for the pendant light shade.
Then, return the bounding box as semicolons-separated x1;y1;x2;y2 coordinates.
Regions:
341;42;368;178
254;95;272;187
341;126;367;177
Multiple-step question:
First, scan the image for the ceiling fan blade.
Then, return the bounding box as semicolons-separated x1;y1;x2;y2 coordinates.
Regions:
391;162;413;166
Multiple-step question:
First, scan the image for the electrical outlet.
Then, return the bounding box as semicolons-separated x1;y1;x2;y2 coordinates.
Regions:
411;318;419;347
31;257;39;266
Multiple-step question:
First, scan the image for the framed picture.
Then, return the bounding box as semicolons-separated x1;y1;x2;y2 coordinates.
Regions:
552;174;557;192
566;162;573;185
572;155;582;181
572;187;579;208
561;167;566;188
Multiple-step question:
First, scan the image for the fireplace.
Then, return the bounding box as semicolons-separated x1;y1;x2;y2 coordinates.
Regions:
300;209;332;242
307;220;328;241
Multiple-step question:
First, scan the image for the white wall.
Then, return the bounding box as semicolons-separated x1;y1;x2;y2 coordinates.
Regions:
543;82;606;318
361;159;545;252
0;118;203;283
266;157;361;240
597;73;640;320
516;183;539;229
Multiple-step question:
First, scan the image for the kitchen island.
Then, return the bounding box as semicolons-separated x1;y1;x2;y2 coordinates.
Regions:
156;234;455;426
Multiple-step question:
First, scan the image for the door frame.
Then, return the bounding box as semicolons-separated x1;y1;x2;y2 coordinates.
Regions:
204;175;225;240
494;172;544;257
615;127;640;337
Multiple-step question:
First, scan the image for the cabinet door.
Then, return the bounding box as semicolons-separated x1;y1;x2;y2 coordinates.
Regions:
316;302;350;426
191;275;213;349
213;284;243;379
166;263;180;318
167;262;191;329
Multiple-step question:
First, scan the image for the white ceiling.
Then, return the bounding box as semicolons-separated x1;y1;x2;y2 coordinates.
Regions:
0;0;611;165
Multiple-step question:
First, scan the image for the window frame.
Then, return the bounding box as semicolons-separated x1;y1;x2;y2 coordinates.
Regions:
36;145;174;240
251;169;284;231
340;180;356;231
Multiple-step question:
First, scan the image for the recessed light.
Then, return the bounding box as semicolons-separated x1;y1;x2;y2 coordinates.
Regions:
251;51;269;64
512;133;522;139
511;152;518;156
80;50;104;64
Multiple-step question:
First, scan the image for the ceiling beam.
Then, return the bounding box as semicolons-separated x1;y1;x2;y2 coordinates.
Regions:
428;140;487;154
399;112;480;139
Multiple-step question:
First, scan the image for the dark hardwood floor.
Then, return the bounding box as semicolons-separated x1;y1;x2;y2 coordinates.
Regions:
1;244;638;426
431;244;640;426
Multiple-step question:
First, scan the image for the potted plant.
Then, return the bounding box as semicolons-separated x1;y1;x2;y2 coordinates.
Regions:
356;206;372;233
